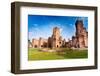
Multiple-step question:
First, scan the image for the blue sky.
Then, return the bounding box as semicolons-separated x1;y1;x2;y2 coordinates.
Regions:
28;15;88;41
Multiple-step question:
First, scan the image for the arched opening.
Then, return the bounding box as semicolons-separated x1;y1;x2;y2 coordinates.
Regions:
57;45;58;48
34;45;37;48
41;45;43;47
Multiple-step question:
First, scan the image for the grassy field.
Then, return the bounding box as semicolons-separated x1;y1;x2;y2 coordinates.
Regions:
28;48;88;61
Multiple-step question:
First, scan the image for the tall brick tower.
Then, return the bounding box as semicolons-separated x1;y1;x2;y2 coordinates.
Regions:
75;20;88;48
52;27;60;48
75;20;84;36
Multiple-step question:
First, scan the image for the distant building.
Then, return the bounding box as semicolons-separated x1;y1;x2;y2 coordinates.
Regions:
29;19;88;49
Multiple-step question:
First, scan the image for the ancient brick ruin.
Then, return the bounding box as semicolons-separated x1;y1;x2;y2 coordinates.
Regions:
66;20;88;48
28;20;88;48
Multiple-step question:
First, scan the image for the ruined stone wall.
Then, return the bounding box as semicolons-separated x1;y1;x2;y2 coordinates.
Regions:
39;38;44;48
72;36;77;48
32;39;39;48
48;37;52;48
78;35;85;48
83;32;88;47
32;38;48;48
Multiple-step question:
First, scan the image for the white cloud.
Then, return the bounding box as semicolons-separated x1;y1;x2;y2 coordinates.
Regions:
32;24;38;27
34;27;39;31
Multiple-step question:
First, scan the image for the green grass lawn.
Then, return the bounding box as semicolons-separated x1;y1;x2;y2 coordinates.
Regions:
28;48;88;61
